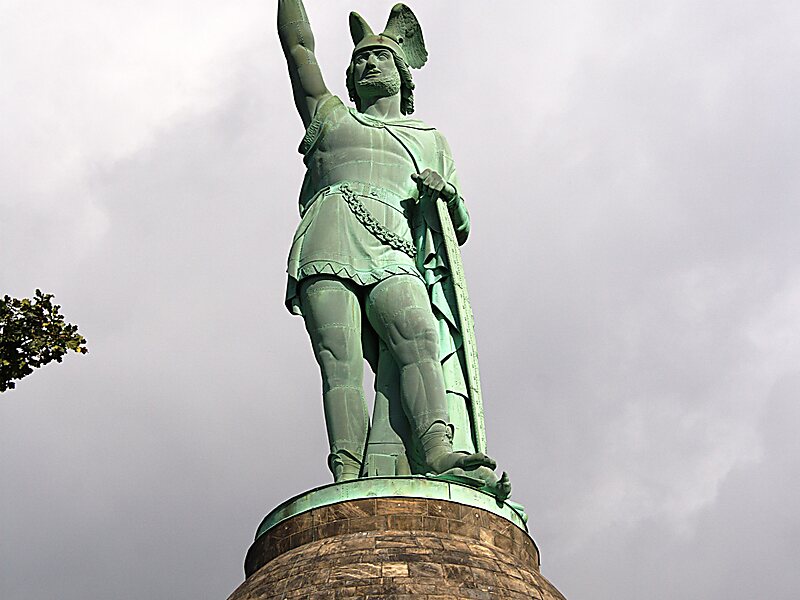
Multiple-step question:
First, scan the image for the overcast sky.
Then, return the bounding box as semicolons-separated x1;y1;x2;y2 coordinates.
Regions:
2;1;799;599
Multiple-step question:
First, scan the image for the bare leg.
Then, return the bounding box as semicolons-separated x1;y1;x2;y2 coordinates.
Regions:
366;275;495;475
299;276;368;481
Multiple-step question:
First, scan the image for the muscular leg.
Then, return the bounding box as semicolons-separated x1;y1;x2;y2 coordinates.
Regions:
366;275;495;475
299;275;368;481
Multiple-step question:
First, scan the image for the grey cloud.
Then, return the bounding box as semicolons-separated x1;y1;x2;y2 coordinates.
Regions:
2;2;799;600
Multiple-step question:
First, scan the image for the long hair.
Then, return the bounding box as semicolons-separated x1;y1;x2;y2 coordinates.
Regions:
346;50;415;115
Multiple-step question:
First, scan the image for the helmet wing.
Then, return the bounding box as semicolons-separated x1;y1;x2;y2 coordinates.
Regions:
383;3;428;68
349;11;375;45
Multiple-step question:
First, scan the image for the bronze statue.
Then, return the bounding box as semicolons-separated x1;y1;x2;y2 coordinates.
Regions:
278;0;510;499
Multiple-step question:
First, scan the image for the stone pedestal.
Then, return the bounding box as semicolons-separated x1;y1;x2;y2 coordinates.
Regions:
228;478;567;600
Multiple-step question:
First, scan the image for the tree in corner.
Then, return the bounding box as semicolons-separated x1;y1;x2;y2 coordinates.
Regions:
1;290;88;392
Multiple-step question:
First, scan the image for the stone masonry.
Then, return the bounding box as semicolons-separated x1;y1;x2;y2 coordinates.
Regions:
228;496;567;600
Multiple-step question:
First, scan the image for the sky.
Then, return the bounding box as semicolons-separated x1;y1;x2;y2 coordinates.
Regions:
1;1;799;598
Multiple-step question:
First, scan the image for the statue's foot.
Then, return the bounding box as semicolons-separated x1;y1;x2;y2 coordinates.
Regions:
427;451;496;475
328;452;362;482
419;423;498;485
428;465;512;501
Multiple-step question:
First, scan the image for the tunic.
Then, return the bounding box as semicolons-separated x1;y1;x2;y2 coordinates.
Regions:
285;95;467;314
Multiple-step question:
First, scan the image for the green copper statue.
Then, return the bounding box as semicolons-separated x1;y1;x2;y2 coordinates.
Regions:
278;0;510;500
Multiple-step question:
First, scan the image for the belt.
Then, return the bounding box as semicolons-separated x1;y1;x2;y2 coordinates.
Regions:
301;180;417;259
301;180;410;216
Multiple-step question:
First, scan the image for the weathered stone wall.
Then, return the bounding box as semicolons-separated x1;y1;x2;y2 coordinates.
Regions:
229;497;567;600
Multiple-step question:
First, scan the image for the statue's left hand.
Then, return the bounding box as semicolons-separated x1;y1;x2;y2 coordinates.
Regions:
412;169;457;203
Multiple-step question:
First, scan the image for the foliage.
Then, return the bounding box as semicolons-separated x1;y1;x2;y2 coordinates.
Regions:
0;290;88;392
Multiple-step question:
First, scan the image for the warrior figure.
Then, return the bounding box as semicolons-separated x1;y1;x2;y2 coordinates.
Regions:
278;0;509;498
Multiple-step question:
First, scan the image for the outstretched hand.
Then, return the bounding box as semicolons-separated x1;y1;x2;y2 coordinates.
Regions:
411;169;457;202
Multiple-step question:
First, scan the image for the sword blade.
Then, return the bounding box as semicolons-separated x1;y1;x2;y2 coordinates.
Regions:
435;197;487;454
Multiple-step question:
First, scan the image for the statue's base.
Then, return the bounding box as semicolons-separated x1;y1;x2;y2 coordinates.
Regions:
227;478;567;599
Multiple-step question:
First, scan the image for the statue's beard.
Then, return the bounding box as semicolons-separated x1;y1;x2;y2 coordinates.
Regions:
356;71;402;100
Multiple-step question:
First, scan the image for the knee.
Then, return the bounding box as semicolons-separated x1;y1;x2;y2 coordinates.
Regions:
390;309;440;366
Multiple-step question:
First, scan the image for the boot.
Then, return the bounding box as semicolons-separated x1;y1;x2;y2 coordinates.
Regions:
328;450;363;482
419;421;496;475
323;385;368;482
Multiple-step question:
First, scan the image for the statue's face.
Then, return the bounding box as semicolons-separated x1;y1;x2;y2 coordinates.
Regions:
353;48;401;101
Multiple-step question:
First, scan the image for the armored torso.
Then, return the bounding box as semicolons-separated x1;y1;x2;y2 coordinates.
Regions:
285;96;460;314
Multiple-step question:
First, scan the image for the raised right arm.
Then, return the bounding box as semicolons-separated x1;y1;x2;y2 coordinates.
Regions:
278;0;331;127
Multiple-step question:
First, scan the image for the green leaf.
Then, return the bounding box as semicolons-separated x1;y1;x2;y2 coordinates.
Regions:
0;292;88;393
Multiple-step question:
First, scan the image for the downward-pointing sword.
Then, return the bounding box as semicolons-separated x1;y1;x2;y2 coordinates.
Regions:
385;121;488;457
435;197;487;455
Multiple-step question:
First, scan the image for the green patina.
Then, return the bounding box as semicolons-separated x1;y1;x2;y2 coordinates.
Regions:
255;477;528;542
277;1;511;501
